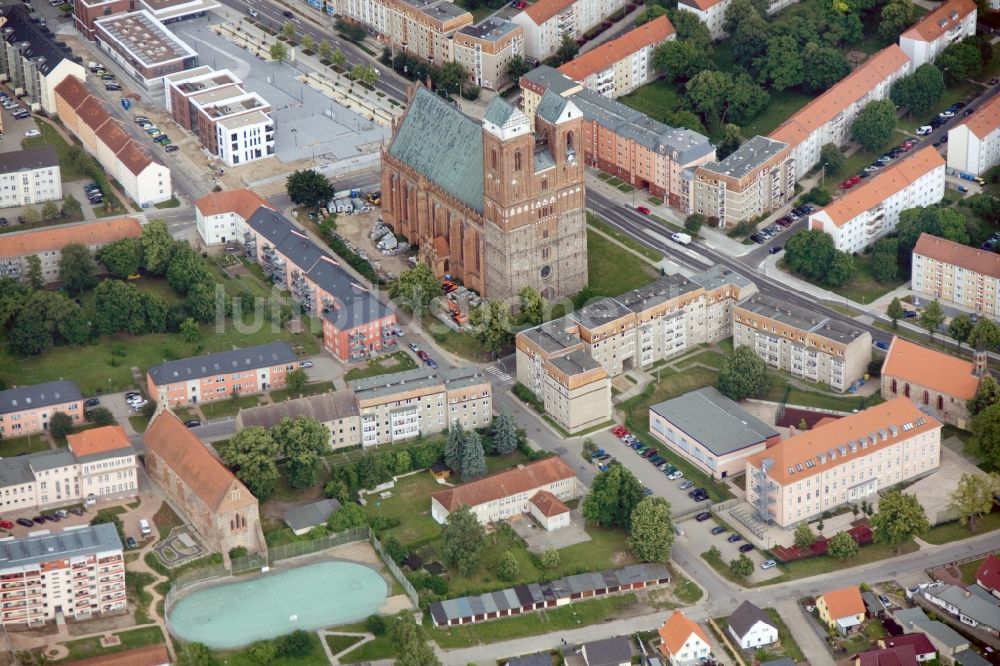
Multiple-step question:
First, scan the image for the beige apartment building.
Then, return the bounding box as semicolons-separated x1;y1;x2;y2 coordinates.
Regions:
733;294;872;392
693;136;795;228
236;391;361;450
350;366;492;447
0;381;84;438
511;0;628;60
911;232;1000;318
516;266;757;433
452;18;524;91
336;0;472;65
746;396;941;527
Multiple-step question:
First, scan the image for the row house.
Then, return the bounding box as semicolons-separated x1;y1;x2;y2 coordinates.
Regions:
947;92;1000;176
0;381;83;438
337;0;472;65
237;390;361;451
511;0;628;61
676;0;802;40
911;232;1000;319
899;0;976;71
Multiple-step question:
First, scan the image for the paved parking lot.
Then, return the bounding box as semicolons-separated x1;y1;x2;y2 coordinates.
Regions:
680;513;784;584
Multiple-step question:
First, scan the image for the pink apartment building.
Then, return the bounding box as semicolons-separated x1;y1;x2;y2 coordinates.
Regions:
0;381;84;438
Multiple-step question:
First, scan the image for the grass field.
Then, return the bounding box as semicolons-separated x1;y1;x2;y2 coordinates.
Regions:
826;253;906;304
764;541;920;585
619;82;689;127
922;512;1000;545
200;395;264;420
741;88;814;138
0;433;52;456
343;351;419;381
269;381;335;402
54;627;164;662
587;213;663;262
211;631;330;666
897;82;982;134
586;228;659;298
324;634;364;656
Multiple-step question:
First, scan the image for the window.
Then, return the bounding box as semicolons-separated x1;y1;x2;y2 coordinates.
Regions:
491;148;497;170
923;390;929;406
937;394;944;410
891;379;897;393
904;383;910;398
514;151;522;171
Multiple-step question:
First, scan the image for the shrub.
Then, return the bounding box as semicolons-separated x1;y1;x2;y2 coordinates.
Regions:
366;614;387;636
228;546;248;560
276;630;311;657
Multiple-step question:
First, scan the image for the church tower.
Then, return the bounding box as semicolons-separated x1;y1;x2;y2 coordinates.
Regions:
481;91;588;301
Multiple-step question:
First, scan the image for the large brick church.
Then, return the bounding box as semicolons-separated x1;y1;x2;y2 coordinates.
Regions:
381;85;588;300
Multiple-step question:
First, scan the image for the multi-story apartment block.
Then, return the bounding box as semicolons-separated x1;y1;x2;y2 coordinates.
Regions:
242;206;397;362
237;391;361;450
350;366;492;447
0;381;83;438
808;146;945;253
0;4;86;115
194;188;271;246
770;45;910;182
0;524;125;626
164;67;274;167
452;18;524;91
899;0;976;71
430;457;578;526
146;342;299;406
733;294;872;392
516;266;756;432
512;0;628;61
911;232;1000;318
520;66;715;210
54;76;172;206
746;396;941;527
677;0;801;40
693;136;794;228
337;0;472;65
881;336;984;429
74;0;135;41
947;92;1000;176
0;148;60;208
94;10;198;88
557;16;675;99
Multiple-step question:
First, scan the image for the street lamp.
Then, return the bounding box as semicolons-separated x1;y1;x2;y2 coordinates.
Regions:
821;162;829;189
291;128;298;148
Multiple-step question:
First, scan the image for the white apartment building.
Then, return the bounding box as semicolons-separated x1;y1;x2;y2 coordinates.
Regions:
808;145;945;253
912;232;1000;318
770;45;911;182
947;92;1000;176
512;0;628;61
350;366;492;447
430;457;578;525
557;15;674;99
733;293;873;392
0;524;125;626
677;0;802;40
194;188;271;246
0;147;61;209
746;396;941;527
899;0;976;71
452;18;524;91
215;110;274;167
335;0;473;65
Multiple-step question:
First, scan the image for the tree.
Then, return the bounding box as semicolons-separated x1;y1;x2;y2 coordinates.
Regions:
287;169;333;209
497;550;519;581
718;346;770;401
273;415;328;488
541;548;560;570
327;503;366;532
280;20;295;40
669;8;712;48
582;439;598;461
871;490;929;550
92;280;146;335
878;0;919;40
352;64;378;87
730;553;754;579
968;375;1000;416
445;421;466;472
270;41;288;63
140;220;175;275
25;254;43;290
583;464;645;529
391;263;440;312
518;286;544;326
949;472;1000;531
730;13;770;70
723;0;762;36
686;71;768;128
820;143;844;176
919;299;945;340
180;317;200;342
97;238;142;279
88;407;116;426
491;410;519;455
90;512;125;543
972;402;1000;469
628;497;674;563
49;411;74;440
654;40;714;83
827;531;860;560
277;631;312;658
21;207;39;224
393;614;441;666
551;34;579;65
949;313;975;348
869;237;899;283
754;36;804;91
726;73;770;126
891;64;945;116
248;641;277;665
635;4;668;25
851;100;896;151
185;282;217;323
717;124;742;161
784;230;856;286
226;427;280;499
58;244;97;295
286;368;307;394
793;522;816;550
887;297;905;329
301;33;315;52
896;207;969;274
802;43;851;94
506;55;531;81
9;290;77;355
970;318;1000;350
685;213;707;234
167;244;212;295
62;194;82;218
938;39;982;84
436;61;467;95
331;48;347;69
41;201;59;220
176;642;214;666
459;430;487;481
470;299;513;356
440;505;485;576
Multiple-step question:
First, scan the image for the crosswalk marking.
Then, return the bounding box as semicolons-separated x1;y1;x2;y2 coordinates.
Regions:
485;365;511;382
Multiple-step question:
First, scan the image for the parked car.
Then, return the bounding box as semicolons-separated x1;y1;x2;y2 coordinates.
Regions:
282;9;294;18
126;536;138;549
761;560;777;570
667;471;683;480
69;508;84;516
31;516;45;524
105;83;121;91
727;534;742;543
0;521;12;530
408;342;419;352
695;512;712;522
916;125;933;135
739;543;754;553
23;128;39;137
164;145;179;153
84;397;100;408
642;487;653;496
939;110;955;118
16;518;33;527
875;340;890;351
769;246;783;254
711;526;727;535
679;480;695;490
749;234;764;244
425;358;438;369
185;419;202;428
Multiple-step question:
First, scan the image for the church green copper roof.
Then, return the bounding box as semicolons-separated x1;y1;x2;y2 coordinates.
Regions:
536;89;570;125
483;96;517;126
388;87;484;213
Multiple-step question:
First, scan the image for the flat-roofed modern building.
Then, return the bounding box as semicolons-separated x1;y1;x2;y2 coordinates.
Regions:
336;0;472;65
899;0;976;71
947;93;1000;176
0;381;83;437
0;146;60;209
746;396;941;526
453;18;524;91
236;391;361;450
808;146;945;253
350;366;492;447
911;232;1000;318
733;294;872;392
146;342;299;406
94;10;198;88
74;0;135;41
693;136;794;228
137;0;220;23
649;387;780;479
0;524;125;626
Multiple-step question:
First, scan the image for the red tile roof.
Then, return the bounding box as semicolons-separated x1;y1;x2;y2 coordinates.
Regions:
523;0;575;25
658;610;710;657
976;553;1000;592
116;140;156;177
529;489;569;517
880;633;937;658
431;457;576;511
901;0;976;43
95;118;132;155
820;585;866;620
881;336;979;401
195;189;272;220
67;425;132;458
857;644;919;666
678;0;724;10
914;231;1000;280
961;92;1000;140
54;76;90;110
0;217;142;259
558;16;675;82
65;645;169;666
76;96;110;132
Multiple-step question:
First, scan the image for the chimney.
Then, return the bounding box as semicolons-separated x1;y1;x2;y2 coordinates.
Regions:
974;348;988;377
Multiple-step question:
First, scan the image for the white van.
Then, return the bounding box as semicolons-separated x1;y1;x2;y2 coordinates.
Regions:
139;519;152;537
916;126;933;135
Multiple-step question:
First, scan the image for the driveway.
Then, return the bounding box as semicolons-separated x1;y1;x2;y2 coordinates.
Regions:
681;514;783;584
775;600;835;666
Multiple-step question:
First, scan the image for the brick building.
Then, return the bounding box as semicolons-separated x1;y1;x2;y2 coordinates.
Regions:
381;84;587;300
0;381;83;437
143;412;266;555
94;10;198;88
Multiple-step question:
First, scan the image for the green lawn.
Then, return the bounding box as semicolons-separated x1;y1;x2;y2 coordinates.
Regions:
420;314;489;362
199;395;264;420
761;608;807;664
360;471;445;545
825;253;906;305
586;227;660;298
898;82;982;134
324;634;363;656
128;415;149;433
343;351;419;382
269;381;335;402
620;81;688;126
701;548;751;586
587;213;663;262
763;541;920;585
0;433;51;456
672;571;703;604
763;382;884;413
153;197;180;209
55;627;164;662
211;631;329;666
741;88;814;138
959;556;986;584
922;512;1000;544
340;633;397;663
151;501;183;535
